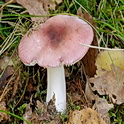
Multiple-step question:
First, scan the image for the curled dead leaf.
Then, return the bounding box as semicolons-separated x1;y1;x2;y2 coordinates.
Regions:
85;79;96;102
93;97;113;124
16;0;62;22
90;65;124;104
68;108;106;124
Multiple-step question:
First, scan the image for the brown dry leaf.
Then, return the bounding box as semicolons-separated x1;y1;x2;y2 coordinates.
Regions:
23;99;63;124
71;93;83;103
0;56;13;70
16;0;62;22
68;108;106;124
49;116;62;124
23;100;51;124
36;100;50;122
23;103;33;124
90;65;124;104
49;120;59;124
0;66;13;89
85;80;113;123
0;100;9;122
85;79;96;102
77;7;98;77
93;97;113;124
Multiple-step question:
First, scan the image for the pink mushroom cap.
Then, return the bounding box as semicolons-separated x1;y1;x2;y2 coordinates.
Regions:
18;15;94;67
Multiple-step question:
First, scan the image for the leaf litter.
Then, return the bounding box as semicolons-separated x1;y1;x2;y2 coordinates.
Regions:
67;108;106;124
85;80;113;124
23;99;62;124
0;100;10;121
0;66;13;89
16;0;62;22
90;65;124;105
92;97;113;124
0;53;25;122
91;50;124;105
0;56;14;123
95;50;124;76
0;56;13;70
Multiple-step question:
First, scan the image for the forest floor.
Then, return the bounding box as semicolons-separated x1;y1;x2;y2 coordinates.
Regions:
0;0;124;124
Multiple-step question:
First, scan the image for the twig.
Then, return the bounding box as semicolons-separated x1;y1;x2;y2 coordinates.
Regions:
81;44;124;51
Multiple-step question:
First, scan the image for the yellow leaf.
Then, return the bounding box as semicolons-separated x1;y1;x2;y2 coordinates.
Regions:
96;50;124;71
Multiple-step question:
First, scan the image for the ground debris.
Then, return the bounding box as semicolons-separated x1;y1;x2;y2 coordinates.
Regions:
16;0;62;22
0;56;13;70
90;65;124;104
85;79;96;102
23;99;62;124
93;97;113;124
95;50;124;73
0;66;13;89
0;100;9;122
67;108;106;124
67;79;87;108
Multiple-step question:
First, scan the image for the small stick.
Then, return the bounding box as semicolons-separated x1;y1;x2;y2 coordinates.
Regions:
81;44;124;51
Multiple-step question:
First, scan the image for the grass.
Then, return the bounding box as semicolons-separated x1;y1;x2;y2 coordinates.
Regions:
0;110;31;124
0;0;124;123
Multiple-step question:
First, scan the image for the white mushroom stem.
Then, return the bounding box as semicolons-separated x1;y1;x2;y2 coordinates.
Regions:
46;66;66;112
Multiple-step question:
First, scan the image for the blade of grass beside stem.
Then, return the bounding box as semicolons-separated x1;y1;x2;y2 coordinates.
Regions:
0;110;31;124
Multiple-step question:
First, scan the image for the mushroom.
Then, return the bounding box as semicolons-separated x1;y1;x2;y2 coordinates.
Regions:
18;15;94;112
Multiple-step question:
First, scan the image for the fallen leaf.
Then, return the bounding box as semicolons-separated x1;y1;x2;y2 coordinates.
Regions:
0;100;9;122
77;7;98;77
95;50;124;76
93;97;113;124
68;108;106;124
23;97;33;124
71;94;83;103
47;94;57;114
16;0;62;22
0;56;13;70
85;79;113;124
36;100;50;121
0;66;13;89
90;65;124;104
49;116;62;124
49;120;60;124
85;79;96;102
23;99;52;124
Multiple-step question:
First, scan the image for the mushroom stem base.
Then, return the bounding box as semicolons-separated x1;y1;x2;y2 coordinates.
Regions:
46;66;66;112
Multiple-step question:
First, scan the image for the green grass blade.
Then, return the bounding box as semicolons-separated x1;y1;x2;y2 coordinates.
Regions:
0;110;31;124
